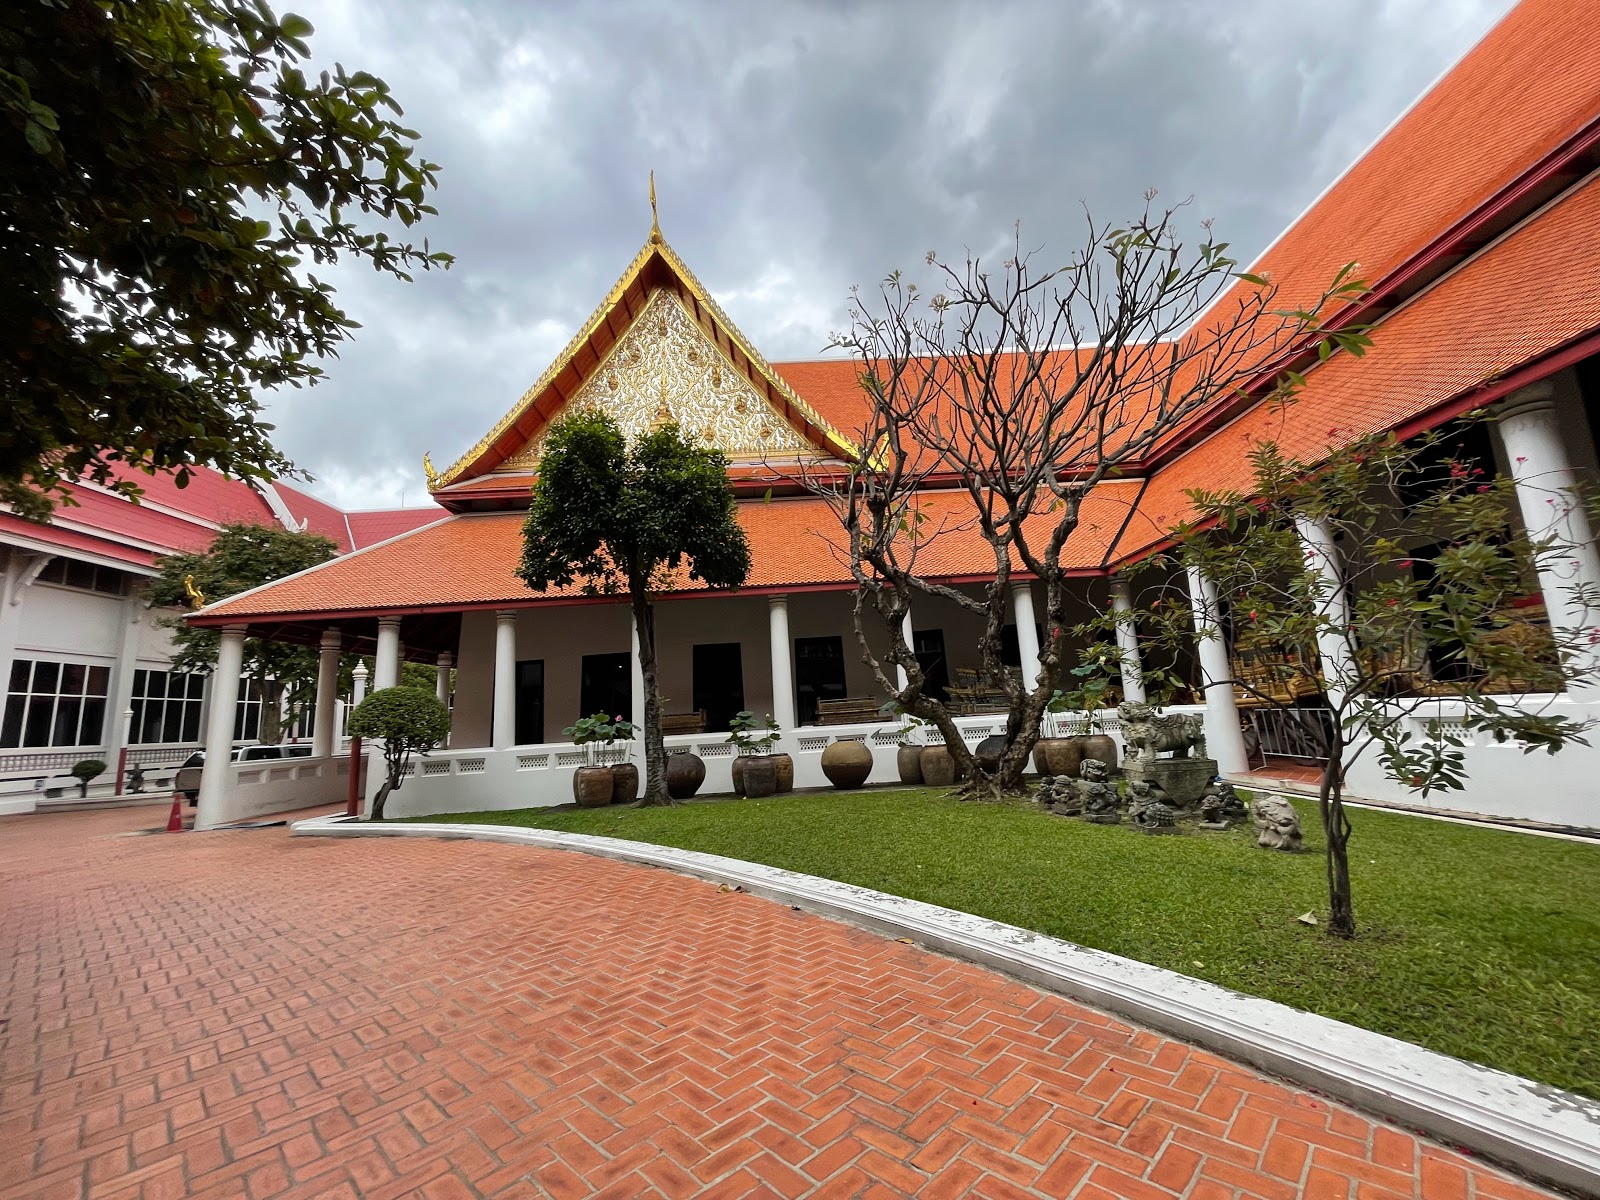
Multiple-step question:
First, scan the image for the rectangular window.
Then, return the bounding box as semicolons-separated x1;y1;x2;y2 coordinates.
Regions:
793;636;847;726
578;653;630;725
515;660;545;745
36;557;126;595
912;629;950;702
0;658;111;748
234;678;265;742
692;642;745;734
130;669;207;745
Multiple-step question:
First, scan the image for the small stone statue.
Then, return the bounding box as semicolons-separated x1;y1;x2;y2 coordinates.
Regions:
127;764;145;795
1126;778;1178;833
1198;779;1247;828
1252;795;1303;851
1076;759;1120;824
1037;775;1081;816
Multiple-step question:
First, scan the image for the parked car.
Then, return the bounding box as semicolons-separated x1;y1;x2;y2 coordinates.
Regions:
174;744;315;802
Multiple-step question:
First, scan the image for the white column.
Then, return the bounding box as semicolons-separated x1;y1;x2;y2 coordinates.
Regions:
492;610;517;750
311;629;341;758
103;594;143;767
1186;566;1249;774
769;596;796;729
195;625;247;830
1109;577;1146;704
373;617;401;691
435;651;453;708
1293;514;1356;708
1498;383;1600;696
897;608;914;691
630;614;646;728
1010;582;1041;690
351;662;369;707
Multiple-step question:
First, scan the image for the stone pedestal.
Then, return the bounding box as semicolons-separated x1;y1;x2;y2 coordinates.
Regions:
1124;756;1217;808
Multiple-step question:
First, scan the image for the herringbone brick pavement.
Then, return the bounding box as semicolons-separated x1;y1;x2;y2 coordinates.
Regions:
0;806;1562;1199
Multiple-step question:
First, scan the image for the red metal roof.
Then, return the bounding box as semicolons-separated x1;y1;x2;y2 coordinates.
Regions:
0;512;158;569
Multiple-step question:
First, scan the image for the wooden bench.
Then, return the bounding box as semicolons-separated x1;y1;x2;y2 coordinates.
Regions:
661;711;708;735
815;697;884;726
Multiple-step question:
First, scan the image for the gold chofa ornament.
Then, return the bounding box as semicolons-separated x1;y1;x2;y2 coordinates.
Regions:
423;452;438;488
183;575;205;610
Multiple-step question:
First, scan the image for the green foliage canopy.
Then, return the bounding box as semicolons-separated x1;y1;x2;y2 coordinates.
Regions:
1;0;451;517
346;686;450;819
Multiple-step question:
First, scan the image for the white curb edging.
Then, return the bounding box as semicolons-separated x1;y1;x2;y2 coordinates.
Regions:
291;815;1600;1194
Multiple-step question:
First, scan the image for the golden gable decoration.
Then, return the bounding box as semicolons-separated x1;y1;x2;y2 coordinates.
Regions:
501;290;814;469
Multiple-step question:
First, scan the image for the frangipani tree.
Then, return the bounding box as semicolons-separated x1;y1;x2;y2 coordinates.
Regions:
518;412;751;805
1123;425;1595;937
346;687;450;820
804;200;1369;800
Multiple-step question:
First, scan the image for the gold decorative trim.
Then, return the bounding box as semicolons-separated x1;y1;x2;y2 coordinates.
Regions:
432;227;858;490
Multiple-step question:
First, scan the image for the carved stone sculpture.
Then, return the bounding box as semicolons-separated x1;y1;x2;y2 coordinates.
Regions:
1199;779;1248;828
1075;758;1120;824
1126;778;1178;833
1252;795;1303;851
1118;701;1207;764
1037;775;1081;816
1118;701;1217;807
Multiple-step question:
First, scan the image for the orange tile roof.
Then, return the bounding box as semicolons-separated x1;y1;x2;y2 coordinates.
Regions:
192;484;1142;622
1112;171;1600;562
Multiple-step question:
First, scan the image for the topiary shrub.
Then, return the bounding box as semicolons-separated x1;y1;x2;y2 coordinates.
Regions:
346;687;451;820
71;758;107;798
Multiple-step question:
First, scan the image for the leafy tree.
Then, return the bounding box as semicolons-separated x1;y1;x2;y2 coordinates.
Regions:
1121;425;1594;937
804;204;1367;801
71;757;106;797
518;412;751;805
149;522;340;741
1;0;451;517
346;687;449;820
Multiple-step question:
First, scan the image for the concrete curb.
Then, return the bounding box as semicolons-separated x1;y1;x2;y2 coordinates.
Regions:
292;815;1600;1194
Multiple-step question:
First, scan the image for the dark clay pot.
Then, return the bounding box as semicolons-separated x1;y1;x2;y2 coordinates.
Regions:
573;765;614;808
771;752;794;793
896;744;924;785
741;755;778;798
974;734;1007;774
664;751;705;800
610;762;639;806
820;739;873;789
1035;737;1083;778
920;744;956;787
1081;733;1119;774
730;755;746;796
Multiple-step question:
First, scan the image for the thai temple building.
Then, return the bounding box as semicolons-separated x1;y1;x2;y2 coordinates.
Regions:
183;0;1600;831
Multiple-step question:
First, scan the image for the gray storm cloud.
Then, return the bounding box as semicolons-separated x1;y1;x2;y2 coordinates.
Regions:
261;0;1514;509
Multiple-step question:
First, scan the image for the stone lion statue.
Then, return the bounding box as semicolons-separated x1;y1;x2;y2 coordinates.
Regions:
1117;701;1207;766
1252;795;1303;851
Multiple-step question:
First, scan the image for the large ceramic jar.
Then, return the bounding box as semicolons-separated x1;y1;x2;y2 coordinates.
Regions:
573;765;614;808
771;752;795;793
665;751;706;800
1034;737;1083;778
820;739;873;789
974;734;1007;775
730;755;747;796
920;744;956;787
1081;733;1119;775
742;755;778;798
610;762;639;805
896;744;924;785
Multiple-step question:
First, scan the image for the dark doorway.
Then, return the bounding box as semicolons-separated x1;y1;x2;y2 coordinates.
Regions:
515;660;545;745
692;642;745;732
794;636;847;725
579;652;631;723
999;622;1044;667
913;628;950;702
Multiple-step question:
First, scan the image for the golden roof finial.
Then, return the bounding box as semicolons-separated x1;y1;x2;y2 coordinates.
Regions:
422;451;438;488
183;574;205;611
649;169;662;243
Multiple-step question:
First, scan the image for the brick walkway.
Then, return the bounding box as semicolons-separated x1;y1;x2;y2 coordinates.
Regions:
0;807;1559;1200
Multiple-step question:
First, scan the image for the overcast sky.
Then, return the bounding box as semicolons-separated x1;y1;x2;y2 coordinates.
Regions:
267;0;1516;511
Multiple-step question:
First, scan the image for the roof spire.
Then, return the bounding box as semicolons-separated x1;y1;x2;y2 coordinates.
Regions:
649;169;662;243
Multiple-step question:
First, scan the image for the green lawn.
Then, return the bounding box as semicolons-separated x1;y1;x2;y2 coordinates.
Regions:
414;788;1600;1100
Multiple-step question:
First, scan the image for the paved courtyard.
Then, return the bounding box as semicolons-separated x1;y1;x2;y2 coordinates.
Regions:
0;806;1561;1200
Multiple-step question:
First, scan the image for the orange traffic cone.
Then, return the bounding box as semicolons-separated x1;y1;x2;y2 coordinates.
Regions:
165;791;185;833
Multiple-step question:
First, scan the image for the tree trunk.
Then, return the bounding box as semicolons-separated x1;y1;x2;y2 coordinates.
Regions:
370;778;394;820
632;589;671;805
1319;751;1356;938
259;678;284;745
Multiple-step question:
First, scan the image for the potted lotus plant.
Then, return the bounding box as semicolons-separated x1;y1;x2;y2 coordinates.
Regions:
564;713;637;806
726;710;786;797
